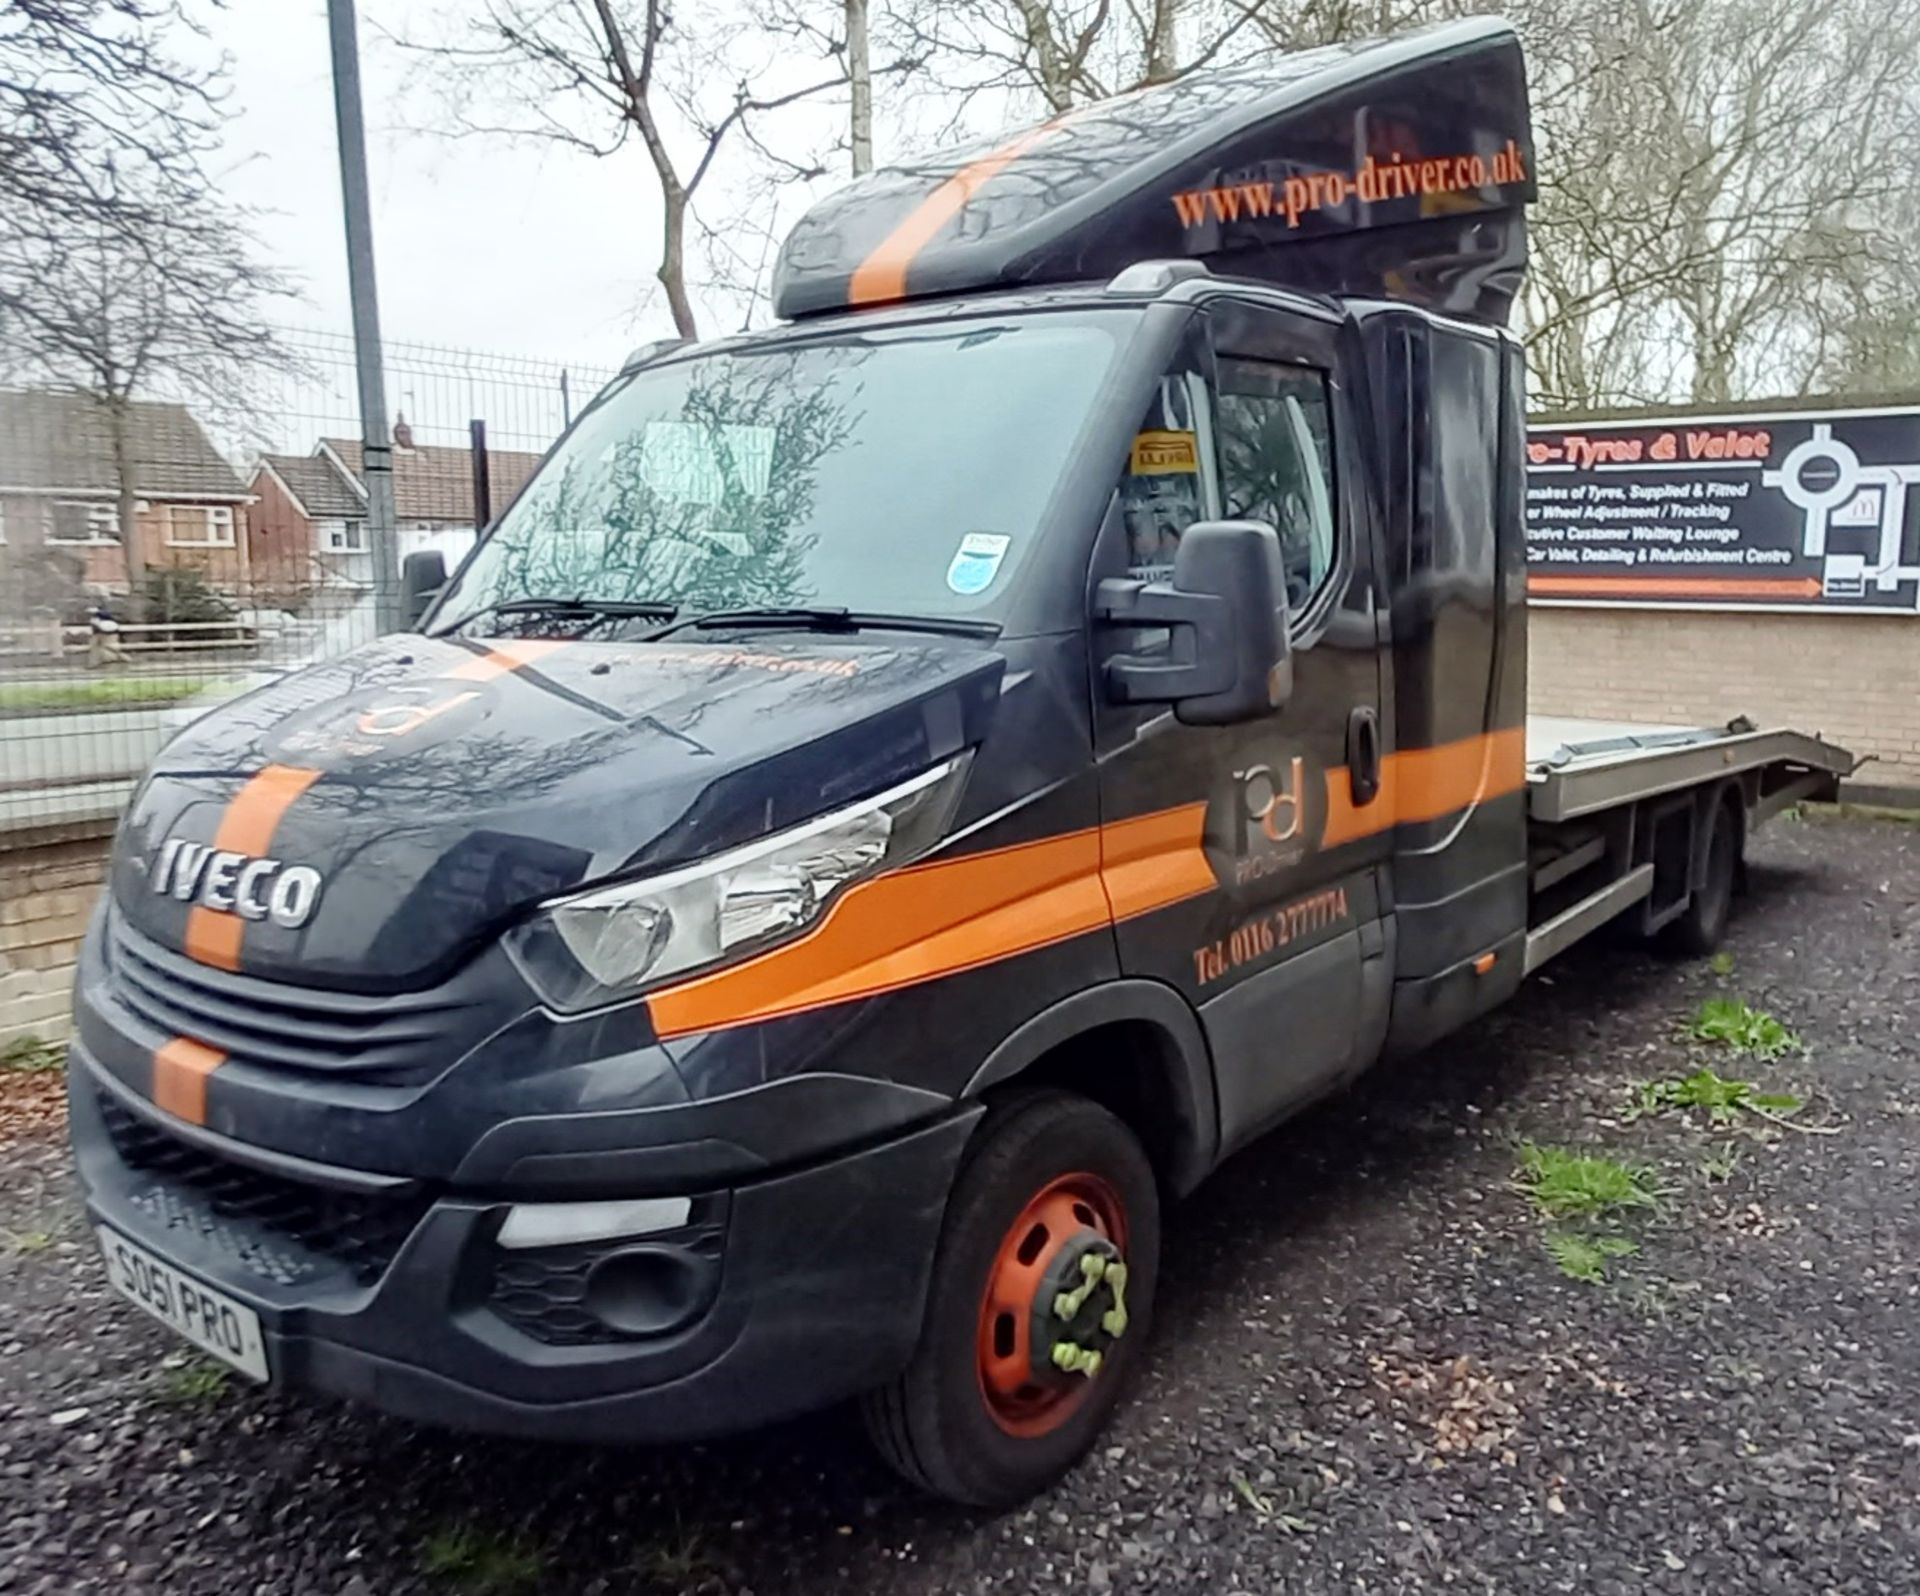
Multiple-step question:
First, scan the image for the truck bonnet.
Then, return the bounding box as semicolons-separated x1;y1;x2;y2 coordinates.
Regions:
773;17;1534;326
110;632;1002;989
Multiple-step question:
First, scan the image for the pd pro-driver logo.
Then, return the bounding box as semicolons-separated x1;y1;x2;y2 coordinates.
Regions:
1239;755;1305;845
1206;751;1315;889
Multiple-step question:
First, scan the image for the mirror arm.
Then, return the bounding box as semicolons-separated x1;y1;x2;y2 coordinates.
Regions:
1094;577;1236;702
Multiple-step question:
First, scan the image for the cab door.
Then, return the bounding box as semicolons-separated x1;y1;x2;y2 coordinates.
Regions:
1093;295;1391;1158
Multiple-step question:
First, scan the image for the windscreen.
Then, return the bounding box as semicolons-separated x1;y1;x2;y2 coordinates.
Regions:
436;314;1126;627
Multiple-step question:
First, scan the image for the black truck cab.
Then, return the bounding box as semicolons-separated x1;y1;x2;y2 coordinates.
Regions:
74;19;1812;1506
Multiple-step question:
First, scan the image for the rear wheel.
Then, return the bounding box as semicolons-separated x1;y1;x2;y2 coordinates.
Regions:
1660;794;1742;955
861;1090;1160;1507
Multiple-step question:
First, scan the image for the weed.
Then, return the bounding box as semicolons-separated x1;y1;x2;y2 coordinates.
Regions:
4;1228;54;1255
1708;951;1736;978
0;1036;63;1073
1699;1141;1742;1182
1544;1229;1637;1284
1634;1066;1805;1128
634;1524;714;1588
1691;998;1800;1060
421;1524;544;1594
1514;1143;1660;1220
160;1360;230;1405
1796;801;1920;827
1637;1066;1803;1123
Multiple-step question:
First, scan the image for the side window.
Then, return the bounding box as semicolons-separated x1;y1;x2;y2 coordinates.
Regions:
1118;371;1216;581
1215;358;1338;611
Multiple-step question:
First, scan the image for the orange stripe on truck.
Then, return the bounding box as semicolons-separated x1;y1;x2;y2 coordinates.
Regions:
1321;725;1528;848
648;824;1116;1039
648;801;1218;1039
848;122;1066;307
183;763;323;972
1098;802;1213;920
648;727;1528;1038
152;1037;227;1126
442;637;573;681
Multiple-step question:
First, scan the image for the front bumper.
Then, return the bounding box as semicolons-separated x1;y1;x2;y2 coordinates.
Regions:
70;1061;978;1443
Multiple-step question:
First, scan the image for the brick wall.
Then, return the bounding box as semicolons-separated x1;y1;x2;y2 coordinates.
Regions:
0;823;111;1049
1530;607;1920;795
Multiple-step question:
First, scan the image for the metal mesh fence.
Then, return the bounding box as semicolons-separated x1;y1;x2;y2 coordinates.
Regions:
0;329;616;838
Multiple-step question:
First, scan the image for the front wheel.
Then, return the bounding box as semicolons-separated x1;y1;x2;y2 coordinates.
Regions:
861;1090;1160;1507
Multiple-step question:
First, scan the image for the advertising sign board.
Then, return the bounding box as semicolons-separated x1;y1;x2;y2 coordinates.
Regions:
1525;406;1920;612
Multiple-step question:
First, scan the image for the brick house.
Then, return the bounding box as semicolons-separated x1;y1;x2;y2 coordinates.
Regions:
247;419;542;603
247;449;370;605
0;390;251;616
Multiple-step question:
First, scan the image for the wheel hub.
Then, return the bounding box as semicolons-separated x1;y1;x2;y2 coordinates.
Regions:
1032;1233;1129;1380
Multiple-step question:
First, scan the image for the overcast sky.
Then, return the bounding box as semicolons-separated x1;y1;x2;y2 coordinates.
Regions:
202;3;1024;458
219;2;676;372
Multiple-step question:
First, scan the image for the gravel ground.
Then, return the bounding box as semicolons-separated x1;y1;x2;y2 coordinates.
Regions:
3;814;1917;1595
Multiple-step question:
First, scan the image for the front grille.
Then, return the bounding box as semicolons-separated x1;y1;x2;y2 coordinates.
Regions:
106;915;493;1085
98;1090;430;1288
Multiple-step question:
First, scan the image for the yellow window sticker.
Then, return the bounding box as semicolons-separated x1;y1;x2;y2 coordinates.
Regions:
1131;429;1199;475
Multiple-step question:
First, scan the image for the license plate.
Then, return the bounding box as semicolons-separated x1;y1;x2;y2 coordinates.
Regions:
95;1226;270;1383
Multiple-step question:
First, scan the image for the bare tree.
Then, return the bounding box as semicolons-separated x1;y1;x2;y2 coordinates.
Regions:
1510;0;1920;407
2;213;295;592
1;0;297;595
1245;0;1920;409
1;0;223;250
847;0;875;172
399;1;851;340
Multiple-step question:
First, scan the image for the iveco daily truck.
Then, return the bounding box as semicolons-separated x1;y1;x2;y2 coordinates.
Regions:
70;18;1850;1506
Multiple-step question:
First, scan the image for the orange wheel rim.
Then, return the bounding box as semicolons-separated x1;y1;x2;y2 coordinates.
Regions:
976;1171;1128;1438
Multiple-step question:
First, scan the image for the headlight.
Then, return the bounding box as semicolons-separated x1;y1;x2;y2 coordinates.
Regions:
505;755;970;1012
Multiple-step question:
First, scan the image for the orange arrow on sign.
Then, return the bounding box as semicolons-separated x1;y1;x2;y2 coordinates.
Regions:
1528;575;1825;600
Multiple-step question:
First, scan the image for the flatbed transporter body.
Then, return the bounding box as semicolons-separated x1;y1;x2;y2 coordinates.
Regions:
68;19;1848;1504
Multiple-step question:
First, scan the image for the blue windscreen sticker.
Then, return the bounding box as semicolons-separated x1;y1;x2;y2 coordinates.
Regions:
946;532;1011;595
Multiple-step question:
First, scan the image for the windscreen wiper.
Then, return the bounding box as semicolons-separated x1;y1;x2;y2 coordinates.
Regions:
647;605;1000;640
431;595;679;638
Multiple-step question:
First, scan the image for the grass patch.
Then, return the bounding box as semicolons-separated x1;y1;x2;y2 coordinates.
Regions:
1635;1065;1802;1125
0;677;235;712
420;1524;544;1594
160;1359;230;1405
0;1036;63;1073
1514;1142;1660;1220
1708;950;1736;978
1544;1229;1637;1284
1691;998;1799;1059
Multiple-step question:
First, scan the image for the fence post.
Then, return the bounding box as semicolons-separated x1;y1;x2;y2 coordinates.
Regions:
470;419;492;532
326;0;403;635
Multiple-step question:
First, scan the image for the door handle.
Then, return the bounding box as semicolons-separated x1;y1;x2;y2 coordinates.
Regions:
1348;707;1382;805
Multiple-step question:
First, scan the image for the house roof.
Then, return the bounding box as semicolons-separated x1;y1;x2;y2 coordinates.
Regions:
0;389;246;498
255;452;365;518
320;438;545;524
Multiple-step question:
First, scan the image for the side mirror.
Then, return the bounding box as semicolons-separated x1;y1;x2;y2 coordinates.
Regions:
401;550;448;629
1096;520;1292;725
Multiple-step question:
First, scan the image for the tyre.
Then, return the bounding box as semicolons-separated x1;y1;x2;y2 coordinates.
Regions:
1660;793;1742;955
861;1089;1160;1508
